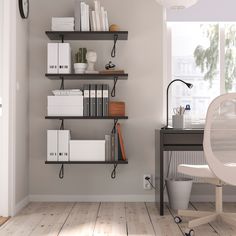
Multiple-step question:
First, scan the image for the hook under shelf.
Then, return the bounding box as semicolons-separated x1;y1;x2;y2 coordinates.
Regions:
59;164;64;179
111;34;118;58
111;77;118;97
111;164;118;179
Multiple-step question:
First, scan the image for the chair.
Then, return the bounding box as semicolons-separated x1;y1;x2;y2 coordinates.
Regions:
175;93;236;236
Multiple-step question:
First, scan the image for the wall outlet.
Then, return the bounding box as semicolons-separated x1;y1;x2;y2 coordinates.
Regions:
143;174;152;190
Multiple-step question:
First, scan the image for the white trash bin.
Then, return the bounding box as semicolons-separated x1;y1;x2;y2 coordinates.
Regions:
166;177;193;210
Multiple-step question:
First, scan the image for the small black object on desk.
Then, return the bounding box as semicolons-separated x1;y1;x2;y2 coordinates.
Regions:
162;79;193;130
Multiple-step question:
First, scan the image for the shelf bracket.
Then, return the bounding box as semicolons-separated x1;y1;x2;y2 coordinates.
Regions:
60;119;65;130
111;164;118;179
60;77;65;90
60;35;64;43
111;77;118;97
112;118;118;133
111;34;118;58
59;164;64;179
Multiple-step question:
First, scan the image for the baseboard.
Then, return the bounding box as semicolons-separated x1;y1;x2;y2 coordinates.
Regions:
29;194;155;202
13;196;29;216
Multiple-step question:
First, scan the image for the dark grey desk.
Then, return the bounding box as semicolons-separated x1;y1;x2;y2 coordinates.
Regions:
156;129;204;216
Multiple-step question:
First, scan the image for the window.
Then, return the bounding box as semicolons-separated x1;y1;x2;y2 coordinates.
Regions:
168;22;236;123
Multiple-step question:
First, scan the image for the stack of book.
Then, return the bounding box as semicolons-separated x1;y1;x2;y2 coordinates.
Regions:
74;0;109;32
105;123;126;162
83;84;109;117
51;17;75;31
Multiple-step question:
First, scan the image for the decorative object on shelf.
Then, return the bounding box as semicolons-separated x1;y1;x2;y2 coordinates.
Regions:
109;102;125;117
105;61;116;70
109;24;120;32
162;79;193;129
74;48;87;74
155;0;198;9
100;61;125;74
85;51;99;74
19;0;29;19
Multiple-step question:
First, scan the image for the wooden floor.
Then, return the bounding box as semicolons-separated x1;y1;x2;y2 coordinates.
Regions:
0;202;236;235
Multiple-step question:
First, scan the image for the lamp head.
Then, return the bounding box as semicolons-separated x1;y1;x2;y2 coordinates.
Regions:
186;82;193;89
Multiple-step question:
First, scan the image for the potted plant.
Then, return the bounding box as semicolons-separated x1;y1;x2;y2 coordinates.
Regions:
74;48;87;74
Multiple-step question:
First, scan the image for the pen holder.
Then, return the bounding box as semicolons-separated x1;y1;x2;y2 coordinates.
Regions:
172;115;184;129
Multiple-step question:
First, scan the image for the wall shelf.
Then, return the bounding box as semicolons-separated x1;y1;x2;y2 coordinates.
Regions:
45;116;128;120
45;160;128;164
45;73;128;80
45;31;128;41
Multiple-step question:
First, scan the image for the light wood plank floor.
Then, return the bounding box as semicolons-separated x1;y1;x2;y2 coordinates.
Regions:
0;202;236;235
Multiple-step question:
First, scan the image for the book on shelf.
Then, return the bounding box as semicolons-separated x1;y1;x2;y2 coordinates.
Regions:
104;123;126;162
74;0;109;32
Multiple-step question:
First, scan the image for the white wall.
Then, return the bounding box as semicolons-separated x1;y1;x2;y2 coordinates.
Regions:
29;0;164;201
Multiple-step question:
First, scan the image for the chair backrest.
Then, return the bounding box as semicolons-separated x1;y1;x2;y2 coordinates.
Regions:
204;93;236;186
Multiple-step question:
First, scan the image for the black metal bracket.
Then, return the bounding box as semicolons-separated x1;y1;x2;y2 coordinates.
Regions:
112;118;118;133
60;77;65;90
111;77;118;97
111;34;118;58
60;35;64;43
60;119;64;130
59;164;64;179
111;164;118;179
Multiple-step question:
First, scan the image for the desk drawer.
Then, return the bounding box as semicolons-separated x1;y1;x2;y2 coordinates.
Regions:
163;133;203;145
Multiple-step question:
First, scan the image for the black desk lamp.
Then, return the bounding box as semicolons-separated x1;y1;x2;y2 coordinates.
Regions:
162;79;193;129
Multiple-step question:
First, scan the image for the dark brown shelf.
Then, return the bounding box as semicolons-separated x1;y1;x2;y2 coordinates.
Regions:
45;160;128;164
45;31;128;41
45;73;128;80
45;116;128;120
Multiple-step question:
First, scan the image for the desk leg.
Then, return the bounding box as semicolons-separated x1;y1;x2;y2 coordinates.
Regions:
160;137;164;216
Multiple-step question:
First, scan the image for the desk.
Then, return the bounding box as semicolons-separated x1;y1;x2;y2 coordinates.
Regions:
156;129;204;216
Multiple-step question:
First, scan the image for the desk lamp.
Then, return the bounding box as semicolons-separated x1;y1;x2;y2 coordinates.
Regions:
162;79;193;129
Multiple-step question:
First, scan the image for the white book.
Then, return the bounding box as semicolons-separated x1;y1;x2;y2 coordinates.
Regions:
100;6;105;31
52;17;75;24
58;43;71;74
47;130;58;161
80;2;85;31
86;4;90;31
58;130;70;162
94;1;101;31
104;11;109;31
47;43;58;74
74;0;81;31
92;11;97;31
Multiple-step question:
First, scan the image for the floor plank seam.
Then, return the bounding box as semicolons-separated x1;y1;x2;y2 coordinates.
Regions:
190;202;219;235
145;202;157;236
166;204;185;236
92;202;101;236
57;202;76;236
124;202;128;236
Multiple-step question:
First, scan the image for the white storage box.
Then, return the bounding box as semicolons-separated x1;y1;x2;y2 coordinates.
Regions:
70;140;105;161
48;96;83;106
48;106;83;116
47;96;83;116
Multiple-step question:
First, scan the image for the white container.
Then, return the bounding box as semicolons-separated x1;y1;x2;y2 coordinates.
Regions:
48;106;83;116
74;63;87;74
172;115;184;129
166;177;193;210
70;140;105;161
48;96;83;106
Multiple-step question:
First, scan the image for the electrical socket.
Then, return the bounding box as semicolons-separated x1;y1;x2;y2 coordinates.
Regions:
143;174;152;190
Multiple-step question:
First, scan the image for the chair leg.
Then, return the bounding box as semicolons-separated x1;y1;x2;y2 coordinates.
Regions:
188;214;218;228
178;209;213;218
